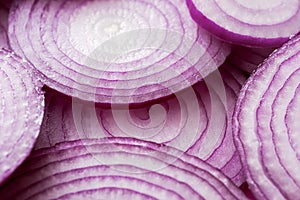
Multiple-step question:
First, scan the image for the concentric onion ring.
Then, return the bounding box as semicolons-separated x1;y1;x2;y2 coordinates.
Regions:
186;0;300;47
8;0;230;104
35;62;247;185
233;35;300;199
0;49;44;184
0;138;247;199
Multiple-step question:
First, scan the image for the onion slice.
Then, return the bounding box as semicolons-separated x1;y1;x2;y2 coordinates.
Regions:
0;49;44;184
8;0;230;104
233;35;300;199
35;62;247;185
0;138;248;199
186;0;300;47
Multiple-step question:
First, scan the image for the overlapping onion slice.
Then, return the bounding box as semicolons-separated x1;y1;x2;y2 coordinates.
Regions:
0;138;248;199
35;62;247;185
186;0;300;47
227;46;274;74
8;0;230;104
233;35;300;199
0;50;44;184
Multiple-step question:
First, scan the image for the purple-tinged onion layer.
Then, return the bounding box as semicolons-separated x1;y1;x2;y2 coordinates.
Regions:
233;35;300;199
186;0;300;47
0;49;44;184
35;62;247;185
0;138;248;200
8;0;230;104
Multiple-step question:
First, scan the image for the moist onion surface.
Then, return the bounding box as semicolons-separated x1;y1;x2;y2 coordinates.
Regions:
233;35;300;199
186;0;300;47
0;49;44;184
8;0;230;104
0;138;247;200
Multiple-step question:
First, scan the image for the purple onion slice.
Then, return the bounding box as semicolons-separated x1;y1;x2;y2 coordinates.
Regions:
233;35;300;199
186;0;300;47
8;0;230;104
0;49;44;184
0;138;247;200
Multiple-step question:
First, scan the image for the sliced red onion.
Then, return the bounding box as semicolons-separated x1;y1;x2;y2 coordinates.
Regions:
233;35;300;199
186;0;300;47
35;62;247;185
227;46;274;74
8;0;230;104
0;49;44;184
1;138;248;199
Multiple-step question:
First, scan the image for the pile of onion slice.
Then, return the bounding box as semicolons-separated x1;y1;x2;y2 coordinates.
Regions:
0;49;44;184
186;0;300;47
0;138;248;199
35;62;247;185
233;35;300;199
8;0;230;104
